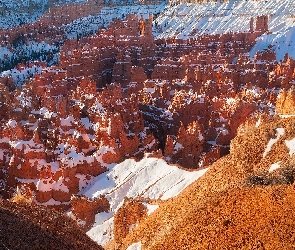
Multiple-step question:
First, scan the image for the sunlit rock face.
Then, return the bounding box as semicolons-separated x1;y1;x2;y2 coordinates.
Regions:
2;0;295;248
0;9;292;209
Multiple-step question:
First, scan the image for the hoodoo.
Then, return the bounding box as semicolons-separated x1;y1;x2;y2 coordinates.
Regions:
1;0;295;248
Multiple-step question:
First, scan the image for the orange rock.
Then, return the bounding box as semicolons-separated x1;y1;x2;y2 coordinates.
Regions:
114;198;146;244
71;194;110;230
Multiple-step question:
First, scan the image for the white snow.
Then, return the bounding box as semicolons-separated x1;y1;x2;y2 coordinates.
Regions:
7;120;17;128
36;177;69;193
144;87;155;94
87;217;114;247
216;126;229;136
85;156;208;245
174;142;184;151
49;161;60;173
1;65;43;88
61;116;75;126
263;128;285;157
126;242;142;250
75;173;96;190
285;137;295;156
81;117;92;129
256;118;261;127
198;131;204;141
84;157;208;211
142;202;159;216
249;26;295;61
16;178;38;184
0;0;87;29
154;0;295;61
64;3;166;39
269;161;281;172
9;139;44;154
0;47;13;60
32;107;56;118
93;211;114;226
58;146;95;168
34;198;70;206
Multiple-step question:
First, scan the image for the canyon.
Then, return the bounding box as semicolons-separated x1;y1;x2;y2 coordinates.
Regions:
1;0;295;249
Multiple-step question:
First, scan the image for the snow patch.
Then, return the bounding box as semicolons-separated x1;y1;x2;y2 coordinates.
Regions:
174;142;184;151
87;217;114;247
263;128;285;157
256;118;261;127
64;4;166;39
285;137;295;156
269;162;281;172
84;157;208;211
34;198;70;206
154;1;295;60
61;116;75;126
143;203;159;216
126;242;142;250
7;120;17;128
93;211;114;227
75;174;96;191
36;177;69;193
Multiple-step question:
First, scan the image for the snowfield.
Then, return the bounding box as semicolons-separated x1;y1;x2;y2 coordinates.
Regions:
0;0;87;28
84;156;208;245
64;3;166;38
126;242;142;250
154;0;295;61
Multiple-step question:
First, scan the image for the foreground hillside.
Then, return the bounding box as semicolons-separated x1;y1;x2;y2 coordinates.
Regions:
115;114;295;249
0;199;103;249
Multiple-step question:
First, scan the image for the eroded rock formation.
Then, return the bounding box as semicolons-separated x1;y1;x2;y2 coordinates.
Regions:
71;194;110;230
0;12;293;210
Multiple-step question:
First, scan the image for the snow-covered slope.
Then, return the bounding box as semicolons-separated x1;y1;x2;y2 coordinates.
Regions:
1;65;43;89
83;156;208;245
0;41;59;86
154;0;295;60
249;26;295;61
0;0;86;28
64;3;166;38
0;0;47;28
